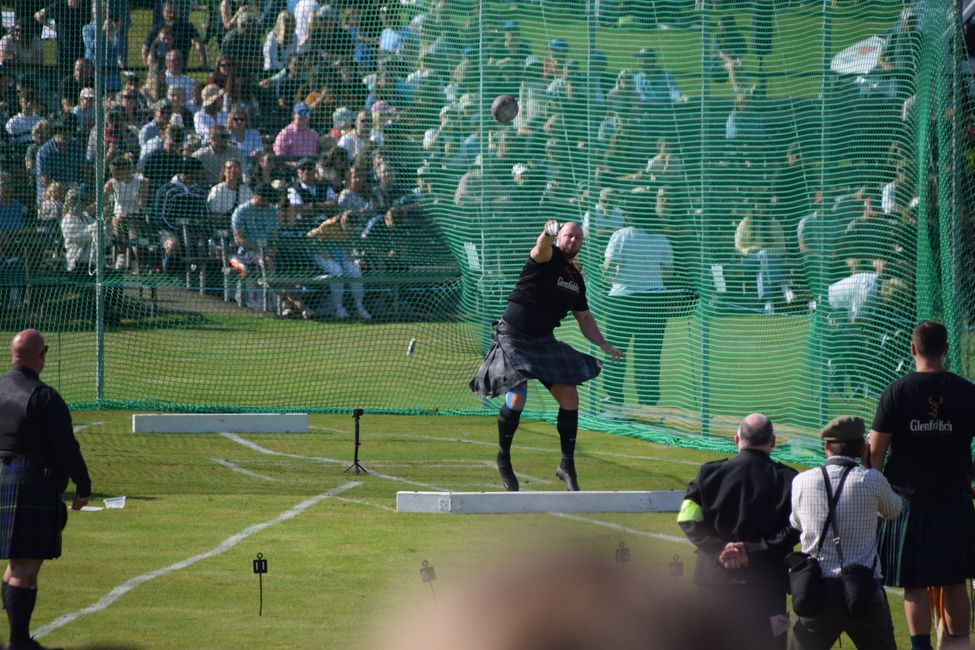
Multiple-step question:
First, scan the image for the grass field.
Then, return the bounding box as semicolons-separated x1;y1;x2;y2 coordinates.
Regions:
21;410;915;649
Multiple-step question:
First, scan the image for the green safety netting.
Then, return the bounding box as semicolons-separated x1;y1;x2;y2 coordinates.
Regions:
0;0;971;462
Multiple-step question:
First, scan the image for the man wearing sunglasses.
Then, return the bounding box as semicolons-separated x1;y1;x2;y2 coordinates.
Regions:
0;329;91;650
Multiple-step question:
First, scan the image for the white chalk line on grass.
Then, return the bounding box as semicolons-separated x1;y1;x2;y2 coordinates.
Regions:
219;433;450;491
34;481;361;639
308;425;349;434
73;421;105;433
212;458;275;481
334;496;397;512
549;512;692;546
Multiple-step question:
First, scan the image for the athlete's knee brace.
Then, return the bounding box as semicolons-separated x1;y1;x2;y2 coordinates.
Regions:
504;385;527;412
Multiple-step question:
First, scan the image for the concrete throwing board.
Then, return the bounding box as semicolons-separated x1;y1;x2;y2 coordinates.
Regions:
396;490;684;514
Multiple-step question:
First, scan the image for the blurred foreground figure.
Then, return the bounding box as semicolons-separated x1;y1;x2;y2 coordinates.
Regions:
380;554;753;650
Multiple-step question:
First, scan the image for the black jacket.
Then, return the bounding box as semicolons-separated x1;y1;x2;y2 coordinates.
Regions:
0;365;91;497
678;448;798;588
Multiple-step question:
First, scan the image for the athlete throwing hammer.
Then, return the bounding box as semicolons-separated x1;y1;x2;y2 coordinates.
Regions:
470;220;622;491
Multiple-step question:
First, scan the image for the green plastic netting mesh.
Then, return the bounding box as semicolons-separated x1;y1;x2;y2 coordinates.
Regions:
0;0;971;460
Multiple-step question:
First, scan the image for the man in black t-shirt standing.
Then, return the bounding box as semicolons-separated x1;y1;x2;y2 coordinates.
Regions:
868;320;975;650
470;221;622;492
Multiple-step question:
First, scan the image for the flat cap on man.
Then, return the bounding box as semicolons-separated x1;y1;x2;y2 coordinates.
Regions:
819;416;865;441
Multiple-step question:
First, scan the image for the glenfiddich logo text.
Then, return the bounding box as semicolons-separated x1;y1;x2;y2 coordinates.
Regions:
557;277;580;293
909;419;953;432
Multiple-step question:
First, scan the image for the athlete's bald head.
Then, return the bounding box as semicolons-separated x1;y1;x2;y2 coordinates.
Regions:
10;329;47;373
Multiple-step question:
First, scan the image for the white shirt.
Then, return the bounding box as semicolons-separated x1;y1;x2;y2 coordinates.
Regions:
164;72;196;101
828;272;878;322
263;33;297;71
603;227;673;297
194;110;229;143
292;0;319;45
791;459;901;577
208;182;253;216
108;175;145;217
6;113;42;144
582;204;624;237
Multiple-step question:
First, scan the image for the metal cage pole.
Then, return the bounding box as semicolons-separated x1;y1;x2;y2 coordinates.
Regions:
94;0;107;402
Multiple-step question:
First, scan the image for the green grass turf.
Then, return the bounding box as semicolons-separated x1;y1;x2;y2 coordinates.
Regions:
25;410;913;649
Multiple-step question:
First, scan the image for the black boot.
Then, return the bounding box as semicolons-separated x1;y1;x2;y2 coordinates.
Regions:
497;452;519;492
556;460;580;491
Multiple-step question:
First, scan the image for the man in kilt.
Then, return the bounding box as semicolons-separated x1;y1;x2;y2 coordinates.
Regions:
470;220;622;492
0;329;91;650
868;321;975;650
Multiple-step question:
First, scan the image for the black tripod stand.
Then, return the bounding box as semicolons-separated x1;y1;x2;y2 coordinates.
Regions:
344;409;368;474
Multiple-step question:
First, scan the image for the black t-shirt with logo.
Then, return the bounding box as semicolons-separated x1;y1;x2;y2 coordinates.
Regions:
502;246;588;336
872;371;975;499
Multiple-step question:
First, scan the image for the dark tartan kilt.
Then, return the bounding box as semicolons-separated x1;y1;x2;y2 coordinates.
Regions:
877;492;975;588
0;456;67;560
469;321;603;398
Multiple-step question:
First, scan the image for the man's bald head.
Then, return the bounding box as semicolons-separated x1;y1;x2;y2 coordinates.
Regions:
11;329;47;372
737;412;773;449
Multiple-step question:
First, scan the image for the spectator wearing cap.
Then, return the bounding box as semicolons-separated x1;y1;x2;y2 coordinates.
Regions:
230;181;279;307
264;11;297;72
194;84;228;144
633;47;683;106
143;0;209;70
60;57;94;115
194;125;244;185
35;0;86;77
288;156;335;221
274;102;319;158
790;416;901;650
140;99;174;149
35;116;86;204
543;37;569;80
151;155;209;273
71;88;95;138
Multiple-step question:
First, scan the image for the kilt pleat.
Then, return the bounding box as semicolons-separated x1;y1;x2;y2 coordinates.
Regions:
877;493;975;588
470;321;602;398
0;457;65;559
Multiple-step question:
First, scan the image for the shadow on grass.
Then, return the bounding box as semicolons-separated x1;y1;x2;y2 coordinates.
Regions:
72;643;147;650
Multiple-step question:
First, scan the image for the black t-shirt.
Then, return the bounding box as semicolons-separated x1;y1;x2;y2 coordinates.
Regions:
872;370;975;499
502;246;588;336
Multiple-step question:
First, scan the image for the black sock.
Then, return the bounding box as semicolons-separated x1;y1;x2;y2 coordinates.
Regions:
557;408;578;467
498;405;521;456
1;581;7;610
910;634;932;650
5;584;36;643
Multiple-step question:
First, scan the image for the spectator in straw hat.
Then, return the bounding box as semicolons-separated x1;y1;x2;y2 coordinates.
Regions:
193;84;228;144
790;416;901;650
